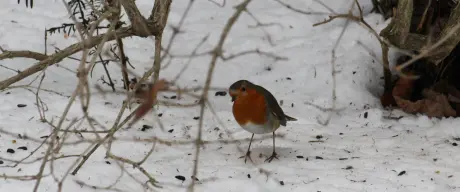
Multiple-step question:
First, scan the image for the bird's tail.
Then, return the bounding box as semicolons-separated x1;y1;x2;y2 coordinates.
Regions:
285;114;297;121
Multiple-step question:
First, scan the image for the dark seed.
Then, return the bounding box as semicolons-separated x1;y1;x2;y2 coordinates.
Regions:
339;158;348;160
286;77;291;80
352;71;356;74
279;181;284;185
40;135;48;139
363;112;368;118
398;171;406;176
452;142;458;146
291;103;294;107
344;166;353;170
170;95;177;99
17;146;27;150
433;158;438;162
158;113;163;117
7;149;15;153
247;174;251;178
17;104;27;108
105;161;111;164
141;125;153;131
315;156;323;160
191;176;199;181
339;133;343;135
215;91;227;96
296;155;304;159
168;129;174;133
193;116;200;120
143;125;153;129
0;160;3;164
175;175;186;181
316;135;323;139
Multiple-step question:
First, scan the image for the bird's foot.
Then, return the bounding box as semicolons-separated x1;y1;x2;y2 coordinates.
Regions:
239;151;253;164
264;151;279;163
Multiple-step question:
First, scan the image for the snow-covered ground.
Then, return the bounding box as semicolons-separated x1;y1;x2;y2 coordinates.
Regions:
1;0;460;191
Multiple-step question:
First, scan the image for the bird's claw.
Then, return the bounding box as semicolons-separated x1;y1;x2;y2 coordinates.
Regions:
264;152;279;163
239;151;253;164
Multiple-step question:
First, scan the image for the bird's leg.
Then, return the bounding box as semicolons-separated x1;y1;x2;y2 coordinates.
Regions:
264;132;279;163
239;133;254;163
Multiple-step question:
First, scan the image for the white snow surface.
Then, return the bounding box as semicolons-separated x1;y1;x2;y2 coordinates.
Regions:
1;0;460;192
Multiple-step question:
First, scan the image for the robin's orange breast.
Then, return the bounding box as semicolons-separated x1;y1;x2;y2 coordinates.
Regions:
232;90;267;126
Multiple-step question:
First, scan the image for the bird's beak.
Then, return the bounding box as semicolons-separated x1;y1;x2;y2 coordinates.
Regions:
229;89;238;102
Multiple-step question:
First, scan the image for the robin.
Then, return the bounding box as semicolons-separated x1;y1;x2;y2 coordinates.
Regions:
229;80;297;163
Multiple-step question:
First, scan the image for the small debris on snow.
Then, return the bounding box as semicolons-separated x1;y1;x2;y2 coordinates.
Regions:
339;133;343;135
141;125;153;131
191;176;199;181
363;111;368;118
0;160;3;164
296;155;304;159
279;180;284;185
215;91;227;96
193;116;200;120
17;146;27;150
286;77;291;80
17;104;27;108
349;179;366;183
170;95;177;99
315;135;323;139
175;175;186;182
168;129;174;133
343;165;353;170
339;158;348;160
7;148;15;153
214;127;220;131
315;156;323;160
398;171;406;176
105;161;111;164
247;174;251;179
452;142;458;146
158;113;163;117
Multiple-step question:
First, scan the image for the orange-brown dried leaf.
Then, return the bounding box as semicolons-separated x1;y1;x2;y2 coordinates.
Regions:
394;87;456;118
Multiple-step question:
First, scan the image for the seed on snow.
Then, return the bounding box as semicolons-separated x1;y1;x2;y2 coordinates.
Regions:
175;175;186;181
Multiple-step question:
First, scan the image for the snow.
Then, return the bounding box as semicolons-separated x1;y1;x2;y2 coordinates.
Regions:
1;0;460;192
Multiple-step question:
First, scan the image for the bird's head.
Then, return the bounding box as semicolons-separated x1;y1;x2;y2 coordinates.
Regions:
228;80;254;102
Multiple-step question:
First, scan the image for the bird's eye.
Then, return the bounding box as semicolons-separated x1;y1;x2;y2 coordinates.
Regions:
241;87;246;92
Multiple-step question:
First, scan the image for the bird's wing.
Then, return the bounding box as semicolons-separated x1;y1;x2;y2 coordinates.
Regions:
255;85;287;126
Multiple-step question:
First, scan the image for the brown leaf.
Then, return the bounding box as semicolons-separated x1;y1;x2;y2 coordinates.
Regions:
392;73;456;117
